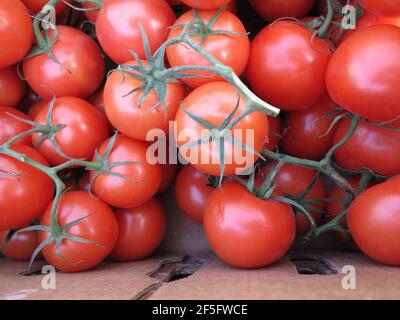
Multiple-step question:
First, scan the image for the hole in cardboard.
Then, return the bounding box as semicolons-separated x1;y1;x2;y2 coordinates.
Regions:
289;255;338;275
19;267;43;276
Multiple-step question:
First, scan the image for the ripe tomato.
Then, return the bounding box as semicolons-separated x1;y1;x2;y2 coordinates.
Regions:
333;118;400;177
0;106;32;146
39;191;118;272
23;26;105;101
204;181;295;268
96;0;175;64
111;198;165;261
348;176;400;266
247;21;332;111
27;100;47;119
21;0;73;14
82;2;100;23
175;165;213;223
257;164;326;233
104;61;185;141
180;0;232;10
182;1;237;14
158;163;178;193
358;0;400;17
166;10;249;88
326;25;400;122
0;145;54;231
249;0;316;22
175;82;268;177
90;89;114;132
0;66;26;107
0;0;33;69
264;116;282;152
280;95;339;160
91;135;162;208
1;230;40;261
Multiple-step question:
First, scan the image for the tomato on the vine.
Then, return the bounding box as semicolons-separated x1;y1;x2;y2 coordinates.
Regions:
0;66;26;108
1;229;40;261
180;0;232;10
358;0;400;17
158;163;178;193
249;0;316;22
21;0;73;14
0;106;32;146
264;116;282;152
27;100;47;119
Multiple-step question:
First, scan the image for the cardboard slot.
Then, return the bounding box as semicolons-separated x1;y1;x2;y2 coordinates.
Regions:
289;255;339;275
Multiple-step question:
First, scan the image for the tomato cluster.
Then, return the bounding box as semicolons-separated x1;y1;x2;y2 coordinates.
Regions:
1;0;399;273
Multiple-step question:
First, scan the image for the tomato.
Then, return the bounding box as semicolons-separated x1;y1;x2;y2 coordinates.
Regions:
175;165;213;223
257;164;326;233
27;100;47;119
358;0;400;17
91;135;162;208
96;0;175;64
104;61;185;141
333;118;400;177
21;0;73;14
111;198;165;261
158;163;178;193
264;116;282;152
0;0;33;69
183;1;237;14
0;106;32;146
247;22;332;111
180;0;232;10
249;0;316;22
82;2;100;23
326;25;400;122
0;145;54;231
90;89;114;132
38;191;118;272
167;0;182;6
167;10;249;88
348;176;400;266
175;82;268;177
1;230;40;261
0;66;26;107
78;171;91;192
204;181;295;268
280;95;339;160
32;97;109;166
23;26;105;101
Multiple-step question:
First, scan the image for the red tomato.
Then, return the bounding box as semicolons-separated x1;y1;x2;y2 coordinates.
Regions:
167;10;249;88
0;0;33;69
257;164;326;233
280;95;339;160
326;25;400;122
96;0;175;64
175;165;213;223
21;0;73;14
180;0;232;10
90;135;162;208
39;191;118;272
264;116;282;152
82;2;100;23
183;1;237;14
78;171;91;192
0;106;32;146
247;21;332;111
348;176;400;266
358;0;400;17
89;89;114;132
1;230;40;261
32;97;108;166
0;66;26;107
167;0;182;5
111;198;165;261
27;100;47;119
204;181;296;268
23;26;105;101
104;61;185;141
0;145;54;231
333;118;400;177
249;0;316;22
158;163;178;193
174;82;268;177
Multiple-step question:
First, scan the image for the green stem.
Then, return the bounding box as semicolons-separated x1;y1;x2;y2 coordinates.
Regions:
318;0;334;38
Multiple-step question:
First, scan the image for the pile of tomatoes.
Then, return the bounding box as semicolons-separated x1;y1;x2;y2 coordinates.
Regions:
0;0;399;273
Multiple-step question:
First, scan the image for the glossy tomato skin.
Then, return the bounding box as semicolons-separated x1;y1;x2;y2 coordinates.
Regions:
27;100;47;119
39;192;118;272
358;0;400;17
333;118;400;176
175;82;268;177
326;25;400;122
280;96;338;160
0;145;54;231
167;10;249;88
180;0;231;10
0;106;32;146
32;97;108;166
22;0;73;14
348;176;400;266
96;0;175;64
90;89;114;132
23;26;105;101
82;2;100;23
158;163;178;193
111;198;166;261
175;165;213;223
0;0;33;69
249;0;316;22
204;182;296;268
1;230;40;261
0;66;26;107
264;116;282;152
247;22;332;111
91;135;162;209
104;61;185;141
